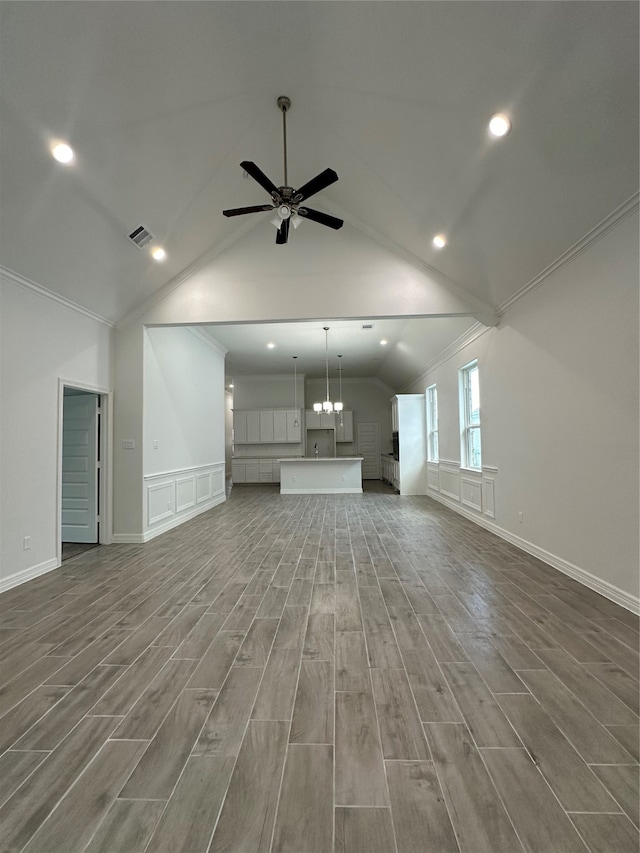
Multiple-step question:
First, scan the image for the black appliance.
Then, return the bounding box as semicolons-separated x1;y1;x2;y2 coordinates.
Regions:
392;431;399;460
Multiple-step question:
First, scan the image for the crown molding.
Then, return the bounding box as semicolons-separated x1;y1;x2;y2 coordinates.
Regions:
498;191;639;315
401;320;486;391
0;266;114;328
402;192;639;390
186;326;228;357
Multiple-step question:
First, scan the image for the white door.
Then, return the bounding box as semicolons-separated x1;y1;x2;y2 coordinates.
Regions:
357;422;381;480
62;394;98;543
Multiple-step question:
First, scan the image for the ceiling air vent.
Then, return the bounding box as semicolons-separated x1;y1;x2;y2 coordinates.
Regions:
128;225;154;249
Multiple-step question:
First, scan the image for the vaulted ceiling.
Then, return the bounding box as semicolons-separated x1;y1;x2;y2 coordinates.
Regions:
1;2;637;387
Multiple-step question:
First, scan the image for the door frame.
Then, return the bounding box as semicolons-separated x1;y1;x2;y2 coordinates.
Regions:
357;421;381;479
57;378;113;565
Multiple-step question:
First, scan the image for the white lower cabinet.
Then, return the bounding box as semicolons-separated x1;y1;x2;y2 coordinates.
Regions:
231;458;281;484
380;455;399;490
259;459;272;482
245;461;259;482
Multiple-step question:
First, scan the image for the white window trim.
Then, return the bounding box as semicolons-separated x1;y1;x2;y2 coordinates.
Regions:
426;384;439;462
459;359;481;471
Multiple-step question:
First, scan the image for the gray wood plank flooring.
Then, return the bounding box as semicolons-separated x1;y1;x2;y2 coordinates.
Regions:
0;484;638;851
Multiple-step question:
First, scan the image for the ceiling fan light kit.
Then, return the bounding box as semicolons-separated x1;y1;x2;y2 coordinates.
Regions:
223;96;344;244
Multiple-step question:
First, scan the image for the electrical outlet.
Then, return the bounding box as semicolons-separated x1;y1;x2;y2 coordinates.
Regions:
518;511;524;523
153;440;159;450
23;535;31;550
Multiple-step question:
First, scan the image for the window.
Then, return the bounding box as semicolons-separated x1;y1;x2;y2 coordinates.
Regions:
460;360;481;469
426;384;439;462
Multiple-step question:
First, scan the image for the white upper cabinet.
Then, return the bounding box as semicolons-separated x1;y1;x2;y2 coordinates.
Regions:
286;410;301;442
305;410;336;429
336;411;353;442
246;411;260;443
233;410;247;444
259;410;274;443
273;410;288;442
233;409;303;444
391;397;399;432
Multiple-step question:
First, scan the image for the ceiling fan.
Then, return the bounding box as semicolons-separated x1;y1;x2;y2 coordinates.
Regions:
223;96;344;245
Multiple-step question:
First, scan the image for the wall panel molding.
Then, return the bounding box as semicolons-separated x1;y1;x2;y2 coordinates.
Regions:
460;475;482;512
142;462;225;541
483;477;496;519
176;476;196;513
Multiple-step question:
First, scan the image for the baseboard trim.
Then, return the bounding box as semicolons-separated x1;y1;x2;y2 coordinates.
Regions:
425;491;640;616
0;558;60;593
111;533;147;544
280;488;363;495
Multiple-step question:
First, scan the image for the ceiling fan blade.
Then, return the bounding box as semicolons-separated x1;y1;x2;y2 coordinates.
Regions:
275;218;290;245
293;168;339;203
297;207;344;230
223;205;274;217
240;161;280;197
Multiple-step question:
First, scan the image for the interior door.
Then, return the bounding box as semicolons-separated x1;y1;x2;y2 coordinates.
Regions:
357;422;381;479
62;393;99;543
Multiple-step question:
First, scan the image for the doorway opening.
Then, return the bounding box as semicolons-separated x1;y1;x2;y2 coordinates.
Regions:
58;381;111;564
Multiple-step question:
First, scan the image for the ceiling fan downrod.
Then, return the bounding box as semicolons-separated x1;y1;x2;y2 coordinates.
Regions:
277;96;291;188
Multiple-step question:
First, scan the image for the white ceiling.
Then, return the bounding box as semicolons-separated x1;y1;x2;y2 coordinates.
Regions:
1;2;637;388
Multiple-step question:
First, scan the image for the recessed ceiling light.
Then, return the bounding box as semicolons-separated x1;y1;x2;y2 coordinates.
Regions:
432;234;447;249
380;339;388;346
151;247;166;261
50;141;74;164
489;113;511;138
267;342;276;349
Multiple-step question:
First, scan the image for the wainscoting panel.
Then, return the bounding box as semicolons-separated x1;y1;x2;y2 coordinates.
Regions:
439;462;460;501
176;476;196;514
196;471;213;504
147;481;174;526
143;462;226;541
460;475;482;513
483;477;496;518
427;463;440;493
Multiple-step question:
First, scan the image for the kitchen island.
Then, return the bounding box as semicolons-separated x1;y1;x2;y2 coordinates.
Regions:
279;457;363;495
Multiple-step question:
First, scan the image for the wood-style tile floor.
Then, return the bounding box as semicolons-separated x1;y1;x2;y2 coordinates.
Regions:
1;483;638;852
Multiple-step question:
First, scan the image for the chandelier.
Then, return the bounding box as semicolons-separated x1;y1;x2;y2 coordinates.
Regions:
313;327;344;414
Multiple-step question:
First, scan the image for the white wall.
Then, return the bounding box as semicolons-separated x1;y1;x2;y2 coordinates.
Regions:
408;211;639;609
138;326;226;540
144;327;225;473
135;222;485;328
232;373;304;410
0;274;112;590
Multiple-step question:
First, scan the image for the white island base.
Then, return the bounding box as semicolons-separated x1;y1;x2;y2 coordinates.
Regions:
279;457;363;495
